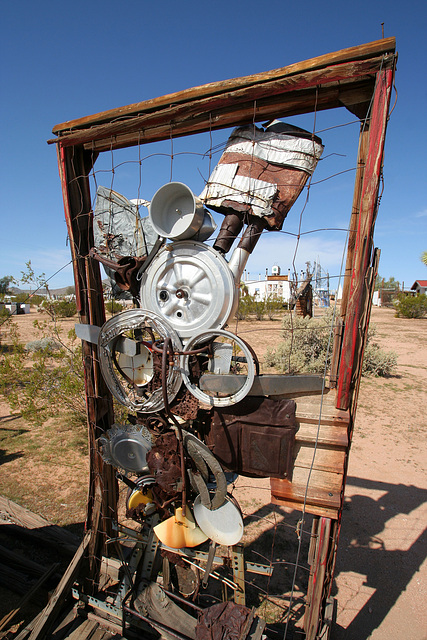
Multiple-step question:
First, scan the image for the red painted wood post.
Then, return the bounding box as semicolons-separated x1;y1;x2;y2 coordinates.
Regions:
336;68;393;411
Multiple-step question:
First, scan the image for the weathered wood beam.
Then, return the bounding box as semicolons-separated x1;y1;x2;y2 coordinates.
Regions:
57;145;118;585
51;55;393;152
28;532;91;640
340;123;370;319
0;563;60;633
0;496;79;556
336;69;394;410
79;81;376;153
0;544;59;579
52;37;395;136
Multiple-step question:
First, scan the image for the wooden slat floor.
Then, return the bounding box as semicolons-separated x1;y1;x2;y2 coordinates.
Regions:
271;388;350;518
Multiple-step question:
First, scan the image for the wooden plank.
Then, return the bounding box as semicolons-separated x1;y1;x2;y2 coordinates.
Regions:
28;531;91;640
67;618;99;640
0;497;79;556
48;605;79;640
13;610;45;640
0;563;59;633
349;248;381;416
294;389;339;410
270;476;341;511
290;467;343;492
86;612;126;637
271;495;338;519
293;444;346;474
296;411;350;428
0;562;47;603
340;124;370;319
52;38;395;135
329;317;344;389
52;56;394;151
0;544;58;579
295;423;348;448
58;145;118;586
82;85;346;152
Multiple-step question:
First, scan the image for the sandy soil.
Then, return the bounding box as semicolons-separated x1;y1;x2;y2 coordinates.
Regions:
1;307;426;638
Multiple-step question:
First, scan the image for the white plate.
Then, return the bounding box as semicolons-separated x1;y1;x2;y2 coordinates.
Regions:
193;495;244;546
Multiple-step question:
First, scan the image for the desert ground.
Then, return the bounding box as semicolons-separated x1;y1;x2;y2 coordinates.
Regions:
0;306;426;638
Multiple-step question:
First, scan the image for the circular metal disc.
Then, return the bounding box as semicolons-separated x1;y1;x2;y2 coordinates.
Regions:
100;425;153;473
98;309;182;413
193;495;244;545
180;330;255;407
139;241;238;339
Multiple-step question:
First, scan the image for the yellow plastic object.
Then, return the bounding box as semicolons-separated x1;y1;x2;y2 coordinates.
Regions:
154;507;209;549
127;487;155;510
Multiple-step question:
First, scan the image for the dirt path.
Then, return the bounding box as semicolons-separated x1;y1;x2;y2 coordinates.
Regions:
333;307;427;639
0;307;426;638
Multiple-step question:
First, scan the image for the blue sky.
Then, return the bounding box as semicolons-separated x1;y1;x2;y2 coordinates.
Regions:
1;0;426;291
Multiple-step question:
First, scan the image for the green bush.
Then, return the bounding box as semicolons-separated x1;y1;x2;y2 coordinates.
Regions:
265;311;334;374
41;299;77;318
362;341;397;377
264;294;283;320
105;299;125;314
0;323;86;427
236;294;282;321
393;293;427;318
12;292;45;307
235;295;252;321
265;309;397;377
25;337;61;352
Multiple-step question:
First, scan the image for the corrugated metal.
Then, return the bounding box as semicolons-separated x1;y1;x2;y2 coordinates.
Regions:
200;163;277;217
224;125;323;174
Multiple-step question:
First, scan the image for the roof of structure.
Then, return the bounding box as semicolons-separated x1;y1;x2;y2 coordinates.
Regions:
411;280;427;289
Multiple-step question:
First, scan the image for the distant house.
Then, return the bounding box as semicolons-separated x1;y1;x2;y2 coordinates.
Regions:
411;280;427;295
244;269;293;304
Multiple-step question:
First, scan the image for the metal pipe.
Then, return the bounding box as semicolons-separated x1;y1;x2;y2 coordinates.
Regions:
228;247;250;285
227;217;265;284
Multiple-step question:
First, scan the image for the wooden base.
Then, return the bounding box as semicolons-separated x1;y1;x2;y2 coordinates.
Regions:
270;390;350;518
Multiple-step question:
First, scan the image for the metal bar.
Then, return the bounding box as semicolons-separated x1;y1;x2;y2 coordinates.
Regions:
160;545;273;576
199;373;325;396
232;544;246;606
72;589;122;619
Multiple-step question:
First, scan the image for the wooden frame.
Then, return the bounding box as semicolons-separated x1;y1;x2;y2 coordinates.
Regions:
48;36;396;639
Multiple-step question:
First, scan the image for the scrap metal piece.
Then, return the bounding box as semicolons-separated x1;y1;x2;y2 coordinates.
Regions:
199;373;325;397
93;185;159;299
200;122;323;230
139;241;238;339
183;431;227;510
135;582;197;640
74;322;101;345
146;431;182;496
89;248;146;298
195;601;265;640
98;309;182;413
99;423;153;473
180;331;255;408
208;396;297;479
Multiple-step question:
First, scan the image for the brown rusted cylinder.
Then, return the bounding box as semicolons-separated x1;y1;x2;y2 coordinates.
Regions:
237;216;266;254
212;212;244;254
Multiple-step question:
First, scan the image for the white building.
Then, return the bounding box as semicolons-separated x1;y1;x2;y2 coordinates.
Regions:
244;266;293;303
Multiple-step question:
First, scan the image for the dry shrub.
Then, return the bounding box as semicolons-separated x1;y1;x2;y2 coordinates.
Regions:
265;309;397;377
